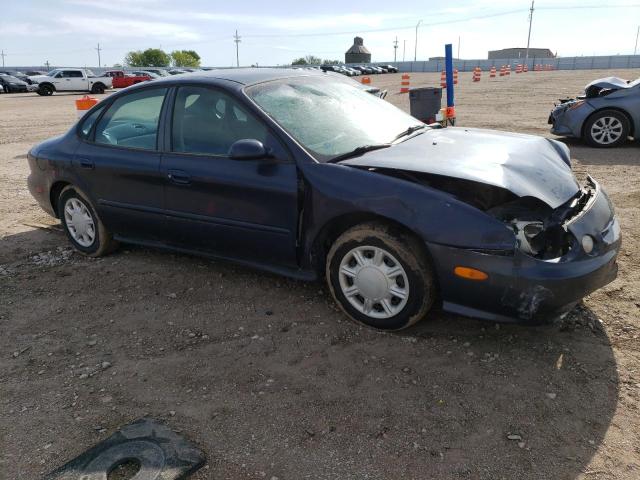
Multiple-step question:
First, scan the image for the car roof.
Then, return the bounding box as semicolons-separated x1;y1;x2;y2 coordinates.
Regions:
149;67;329;87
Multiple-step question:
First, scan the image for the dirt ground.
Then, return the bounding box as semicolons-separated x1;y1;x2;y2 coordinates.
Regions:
1;69;639;480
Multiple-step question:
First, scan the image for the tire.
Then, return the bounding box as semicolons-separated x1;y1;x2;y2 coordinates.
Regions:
584;109;630;148
38;84;54;96
326;222;436;331
57;186;118;257
91;83;106;94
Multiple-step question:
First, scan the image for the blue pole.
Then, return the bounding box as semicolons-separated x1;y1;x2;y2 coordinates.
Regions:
445;44;454;108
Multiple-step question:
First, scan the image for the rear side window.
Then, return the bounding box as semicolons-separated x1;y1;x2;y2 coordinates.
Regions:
94;88;167;150
62;70;83;78
79;104;106;139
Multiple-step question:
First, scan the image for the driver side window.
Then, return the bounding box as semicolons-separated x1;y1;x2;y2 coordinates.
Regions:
94;88;167;150
171;86;268;156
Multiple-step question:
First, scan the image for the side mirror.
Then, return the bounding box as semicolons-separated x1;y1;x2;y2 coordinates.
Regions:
229;139;269;160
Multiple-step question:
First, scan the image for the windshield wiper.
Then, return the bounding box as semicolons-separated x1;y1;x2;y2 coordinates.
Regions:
327;144;391;163
392;124;427;143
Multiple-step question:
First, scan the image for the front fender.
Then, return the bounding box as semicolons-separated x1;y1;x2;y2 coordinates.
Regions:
300;162;516;264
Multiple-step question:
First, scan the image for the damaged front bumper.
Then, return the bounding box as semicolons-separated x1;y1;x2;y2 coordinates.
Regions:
548;100;594;138
429;180;621;323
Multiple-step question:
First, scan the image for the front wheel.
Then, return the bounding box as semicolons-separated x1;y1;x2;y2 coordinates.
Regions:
326;222;436;330
584;110;630;148
58;186;118;257
38;84;54;96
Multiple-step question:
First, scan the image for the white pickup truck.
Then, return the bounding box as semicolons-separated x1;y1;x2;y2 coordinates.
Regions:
29;68;112;96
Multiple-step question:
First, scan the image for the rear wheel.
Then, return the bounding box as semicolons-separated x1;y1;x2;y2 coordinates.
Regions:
584;110;630;148
58;186;118;257
91;83;106;94
326;222;435;330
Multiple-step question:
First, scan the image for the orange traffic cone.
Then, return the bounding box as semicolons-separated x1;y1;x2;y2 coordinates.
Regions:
400;74;410;93
515;64;523;74
453;69;458;85
472;67;481;82
490;66;496;78
499;65;506;77
440;70;447;88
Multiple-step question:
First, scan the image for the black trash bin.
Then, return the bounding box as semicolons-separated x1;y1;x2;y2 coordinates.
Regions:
409;87;442;123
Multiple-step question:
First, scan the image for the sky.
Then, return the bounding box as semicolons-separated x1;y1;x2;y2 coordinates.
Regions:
1;0;639;68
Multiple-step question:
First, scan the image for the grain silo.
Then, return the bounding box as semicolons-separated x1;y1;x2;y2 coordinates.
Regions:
345;37;371;64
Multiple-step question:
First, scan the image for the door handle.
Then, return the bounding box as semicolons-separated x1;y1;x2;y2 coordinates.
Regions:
77;158;94;169
167;170;191;185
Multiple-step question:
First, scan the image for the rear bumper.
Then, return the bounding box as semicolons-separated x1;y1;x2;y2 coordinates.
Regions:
428;184;621;323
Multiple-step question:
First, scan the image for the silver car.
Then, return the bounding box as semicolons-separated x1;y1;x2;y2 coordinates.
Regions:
549;76;639;147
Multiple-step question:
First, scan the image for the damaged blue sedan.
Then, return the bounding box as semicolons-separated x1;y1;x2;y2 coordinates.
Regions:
27;69;620;330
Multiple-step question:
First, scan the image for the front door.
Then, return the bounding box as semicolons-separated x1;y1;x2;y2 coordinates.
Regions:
160;85;299;267
73;87;169;240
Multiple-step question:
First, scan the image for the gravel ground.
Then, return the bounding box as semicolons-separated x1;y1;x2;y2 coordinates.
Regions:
1;69;639;480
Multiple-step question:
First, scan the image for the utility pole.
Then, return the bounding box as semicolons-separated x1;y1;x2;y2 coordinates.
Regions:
0;50;5;68
95;43;102;67
525;0;535;64
457;36;460;59
414;20;422;62
635;25;639;55
403;40;406;61
45;60;50;70
233;30;241;67
393;36;398;62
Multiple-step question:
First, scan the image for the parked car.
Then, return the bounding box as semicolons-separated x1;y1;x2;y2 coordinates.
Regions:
382;65;399;73
24;70;47;77
0;74;38;93
135;68;169;77
0;70;34;84
26;69;620;330
132;71;161;79
168;68;188;75
104;70;151;88
549;75;639;147
29;68;112;96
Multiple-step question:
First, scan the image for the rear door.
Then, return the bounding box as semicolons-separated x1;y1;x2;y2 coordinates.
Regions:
73;86;169;240
160;85;299;267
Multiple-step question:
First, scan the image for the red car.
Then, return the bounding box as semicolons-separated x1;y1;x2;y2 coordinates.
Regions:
104;70;151;88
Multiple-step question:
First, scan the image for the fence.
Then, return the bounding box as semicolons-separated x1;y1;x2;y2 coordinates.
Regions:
373;55;640;73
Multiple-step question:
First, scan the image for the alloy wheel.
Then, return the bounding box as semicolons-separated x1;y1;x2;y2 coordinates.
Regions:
590;116;624;145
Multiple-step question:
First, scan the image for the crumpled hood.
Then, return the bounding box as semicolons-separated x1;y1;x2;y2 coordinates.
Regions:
340;127;580;209
585;76;632;90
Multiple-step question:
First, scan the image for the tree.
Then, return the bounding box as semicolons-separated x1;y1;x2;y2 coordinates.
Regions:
125;48;171;67
322;59;344;65
292;55;323;66
171;50;201;67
